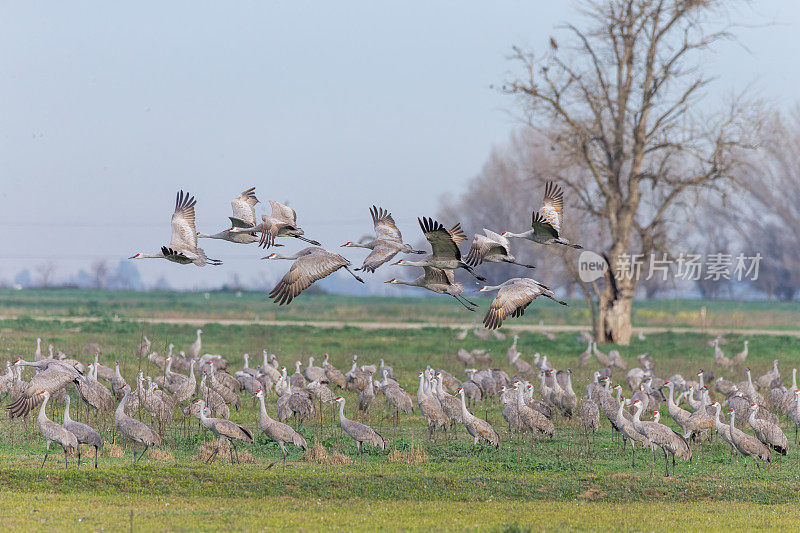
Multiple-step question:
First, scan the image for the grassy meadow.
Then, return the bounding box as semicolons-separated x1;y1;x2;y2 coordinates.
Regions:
1;291;799;530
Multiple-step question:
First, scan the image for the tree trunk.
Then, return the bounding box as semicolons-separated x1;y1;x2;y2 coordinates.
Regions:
597;252;635;345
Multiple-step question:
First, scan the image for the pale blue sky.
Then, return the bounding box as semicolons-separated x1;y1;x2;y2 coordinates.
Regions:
0;1;797;291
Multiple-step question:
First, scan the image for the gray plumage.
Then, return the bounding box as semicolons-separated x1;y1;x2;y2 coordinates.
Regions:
335;396;385;462
267;247;364;305
631;400;691;476
465;228;535;269
196;399;253;464
747;403;788;455
457;387;500;449
8;359;81;418
63;395;103;468
342;205;425;272
255;389;308;469
478;278;567;330
37;390;78;468
729;408;771;472
116;384;161;461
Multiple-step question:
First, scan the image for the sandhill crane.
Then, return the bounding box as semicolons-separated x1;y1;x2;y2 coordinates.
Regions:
502;181;582;248
195;399;253;464
592;343;610;367
188;329;203;358
117;383;162;461
37;391;78;468
709;402;736;464
63;396;103;468
129;190;222;266
92;353;114;383
0;361;13;399
136;336;151;360
172;359;198;404
733;340;749;365
358;372;376;413
341;205;425;272
290;361;307;389
516;384;554;438
76;365;114;413
631;399;691;476
664;381;691;434
729;408;771;472
614;395;650;466
378;371;413;425
385;266;477;311
265;247;364;305
747;403;787;455
335;396;385;463
322;354;346;389
608;350;628;371
34;338;43;360
457;387;500;451
788;390;800;445
713;339;733;368
434;372;463;426
510;353;535;379
417;371;449;439
391;217;486;281
197;187;263;244
778;369;798;414
506;335;520;365
477;278;567;330
464;229;536;269
205;369;240;411
304;357;326;383
253;389;307;470
579;393;600;443
576;341;592;367
230;199;320;248
111;361;127;400
7;359;81;418
756;360;780;391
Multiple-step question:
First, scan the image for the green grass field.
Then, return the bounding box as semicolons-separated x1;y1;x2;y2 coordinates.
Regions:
1;291;799;530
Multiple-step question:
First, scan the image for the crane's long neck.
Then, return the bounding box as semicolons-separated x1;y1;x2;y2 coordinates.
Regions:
64;397;72;423
698;373;704;388
729;410;736;432
516;387;525;409
116;388;129;418
747;369;753;387
338;401;347;424
397;260;426;268
459;390;470;420
347;242;372;249
166;357;172;375
189;360;196;379
393;278;421;287
566;374;574;395
667;385;676;409
792;368;797;390
505;230;533;239
258;394;271;422
38;394;50;423
198;231;226;239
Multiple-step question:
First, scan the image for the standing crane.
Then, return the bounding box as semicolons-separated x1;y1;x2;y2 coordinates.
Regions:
195;399;253;464
631;399;691;476
254;389;308;470
341;205;426;272
729;408;771;472
37;391;78;468
63;395;103;468
502;181;582;248
335;396;385;463
128;190;222;266
115;384;162;462
457;386;500;452
477;278;567;330
265;247;364;305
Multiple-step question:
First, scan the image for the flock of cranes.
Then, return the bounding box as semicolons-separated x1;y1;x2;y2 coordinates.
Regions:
3;330;799;477
129;182;581;329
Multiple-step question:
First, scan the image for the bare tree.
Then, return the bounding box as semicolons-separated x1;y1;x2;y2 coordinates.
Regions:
34;260;58;288
504;0;759;343
89;260;110;289
736;107;800;301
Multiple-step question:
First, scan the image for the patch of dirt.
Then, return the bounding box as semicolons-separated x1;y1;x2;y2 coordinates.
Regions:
387;444;427;464
192;439;257;464
147;449;174;461
303;443;353;465
100;444;125;458
579;486;606;500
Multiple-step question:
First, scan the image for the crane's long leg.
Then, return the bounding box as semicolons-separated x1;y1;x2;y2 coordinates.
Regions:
41;441;51;468
510;260;536;269
95;446;99;469
455;294;479;308
452;295;476;311
460;263;486;282
64;446;69;469
292;235;321;245
343;266;364;284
